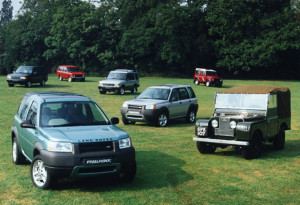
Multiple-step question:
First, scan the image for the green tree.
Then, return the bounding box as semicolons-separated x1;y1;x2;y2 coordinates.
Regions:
205;0;300;76
0;0;13;24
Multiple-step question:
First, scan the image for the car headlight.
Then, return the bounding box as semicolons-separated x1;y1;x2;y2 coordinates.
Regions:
212;119;218;128
119;138;131;149
7;75;11;79
230;121;237;129
116;84;121;87
145;104;157;109
20;77;27;80
48;142;73;152
122;102;128;108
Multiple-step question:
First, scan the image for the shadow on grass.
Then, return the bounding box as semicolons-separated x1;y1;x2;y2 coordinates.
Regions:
212;139;300;159
11;84;70;88
122;118;197;128
53;151;193;191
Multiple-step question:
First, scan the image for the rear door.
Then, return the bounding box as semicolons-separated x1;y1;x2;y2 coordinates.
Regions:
177;87;191;116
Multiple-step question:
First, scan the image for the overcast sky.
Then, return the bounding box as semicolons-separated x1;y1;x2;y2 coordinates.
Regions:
0;0;23;17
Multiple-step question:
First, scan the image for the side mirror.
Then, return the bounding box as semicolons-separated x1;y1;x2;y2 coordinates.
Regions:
21;120;36;129
111;117;119;125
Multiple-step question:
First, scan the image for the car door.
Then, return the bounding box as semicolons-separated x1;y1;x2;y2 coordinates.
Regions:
20;101;38;160
168;89;182;118
126;73;135;89
177;87;191;117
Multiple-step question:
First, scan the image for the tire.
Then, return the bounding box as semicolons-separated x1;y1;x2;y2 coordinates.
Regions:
40;80;45;86
68;77;72;82
242;132;263;159
117;162;136;183
31;155;52;189
156;112;168;127
81;78;85;82
273;128;285;150
196;142;216;154
131;86;137;94
186;109;196;123
119;87;125;95
8;84;14;87
12;138;26;165
99;90;106;94
194;79;199;85
26;81;32;88
206;81;210;87
122;116;130;125
218;83;223;87
59;75;63;81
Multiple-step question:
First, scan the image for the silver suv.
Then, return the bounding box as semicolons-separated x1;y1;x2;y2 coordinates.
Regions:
121;84;198;127
98;69;139;95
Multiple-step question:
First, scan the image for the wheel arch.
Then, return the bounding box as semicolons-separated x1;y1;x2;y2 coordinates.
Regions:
159;107;169;118
33;142;44;158
280;122;288;130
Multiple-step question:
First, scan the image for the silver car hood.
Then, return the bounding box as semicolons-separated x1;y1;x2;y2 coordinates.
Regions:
99;79;125;84
125;99;167;106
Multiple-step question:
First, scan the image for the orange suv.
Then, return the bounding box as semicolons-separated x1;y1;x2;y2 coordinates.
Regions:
57;65;85;82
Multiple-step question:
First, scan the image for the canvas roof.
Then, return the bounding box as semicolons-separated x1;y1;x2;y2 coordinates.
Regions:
217;85;291;118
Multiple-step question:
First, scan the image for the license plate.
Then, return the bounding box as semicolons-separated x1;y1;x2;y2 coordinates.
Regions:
197;127;207;136
85;158;112;165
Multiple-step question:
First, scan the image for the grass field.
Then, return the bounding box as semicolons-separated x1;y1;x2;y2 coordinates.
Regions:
0;75;299;205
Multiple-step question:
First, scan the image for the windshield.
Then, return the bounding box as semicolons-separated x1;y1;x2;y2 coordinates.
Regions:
215;94;268;110
16;66;33;74
137;88;170;100
67;67;80;72
107;72;126;80
40;102;109;127
206;71;217;76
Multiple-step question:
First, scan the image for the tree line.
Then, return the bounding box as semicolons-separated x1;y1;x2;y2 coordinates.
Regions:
0;0;299;79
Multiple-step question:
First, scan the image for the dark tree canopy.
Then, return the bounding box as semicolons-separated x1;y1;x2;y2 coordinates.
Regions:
0;0;13;24
0;0;299;79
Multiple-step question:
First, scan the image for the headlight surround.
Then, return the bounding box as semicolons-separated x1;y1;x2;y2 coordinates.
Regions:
119;138;131;149
7;75;11;79
122;102;128;108
116;84;121;87
48;142;73;152
20;76;27;80
230;121;237;129
212;119;218;128
145;104;157;109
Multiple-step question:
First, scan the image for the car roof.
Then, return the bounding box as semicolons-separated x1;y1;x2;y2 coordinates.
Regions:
149;84;191;89
111;69;136;73
59;65;78;67
25;92;90;102
195;68;216;72
217;85;290;94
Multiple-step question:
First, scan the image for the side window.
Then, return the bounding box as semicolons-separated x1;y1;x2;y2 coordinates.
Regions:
134;73;138;80
178;88;190;100
269;94;277;109
170;89;180;101
18;96;29;119
127;73;134;80
196;70;200;74
187;87;196;98
26;101;38;125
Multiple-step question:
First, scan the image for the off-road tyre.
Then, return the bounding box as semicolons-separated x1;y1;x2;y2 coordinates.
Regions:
26;81;32;88
68;77;72;82
196;142;216;154
31;155;53;189
156;112;168;127
119;87;125;95
8;83;14;87
117;162;136;183
59;75;63;81
242;132;263;159
194;79;199;85
99;90;106;94
122;116;130;125
40;80;45;86
186;109;196;123
205;81;210;87
131;86;137;94
12;137;26;165
273;128;285;150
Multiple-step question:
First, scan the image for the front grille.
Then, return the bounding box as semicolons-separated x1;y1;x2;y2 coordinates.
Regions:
103;83;114;86
215;118;234;137
74;75;83;78
12;77;20;80
79;141;114;153
128;105;143;110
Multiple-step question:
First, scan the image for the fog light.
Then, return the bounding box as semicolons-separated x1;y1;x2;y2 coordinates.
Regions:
230;121;237;129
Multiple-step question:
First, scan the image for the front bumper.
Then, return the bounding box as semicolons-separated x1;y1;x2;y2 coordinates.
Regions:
193;137;249;146
7;79;28;85
40;146;135;178
121;107;160;122
98;86;120;92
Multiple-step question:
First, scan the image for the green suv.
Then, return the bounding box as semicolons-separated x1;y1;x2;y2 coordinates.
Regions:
11;92;136;189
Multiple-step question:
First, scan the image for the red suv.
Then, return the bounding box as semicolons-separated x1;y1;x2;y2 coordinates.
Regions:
194;68;223;87
57;65;86;82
